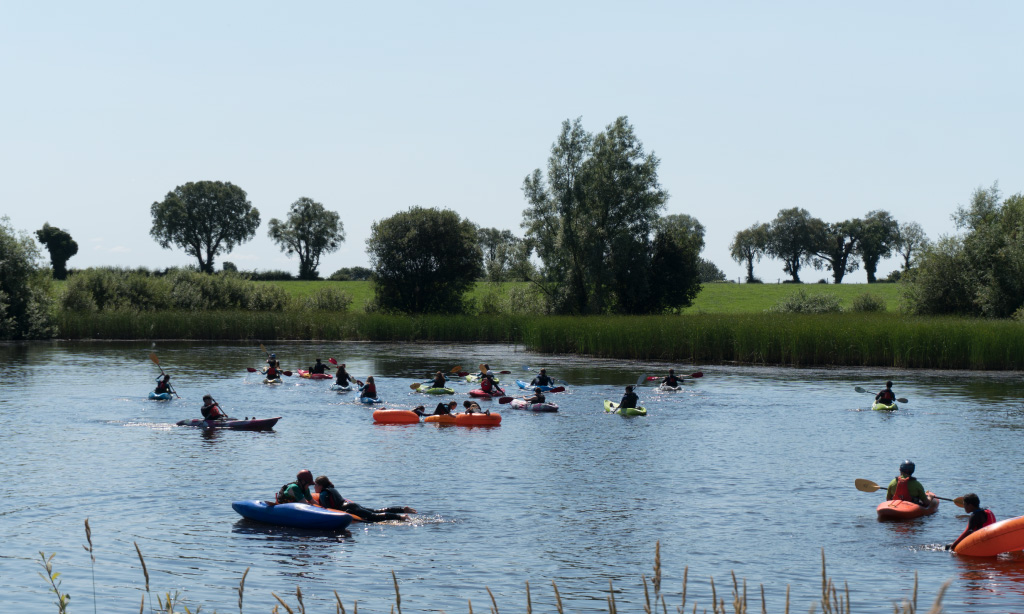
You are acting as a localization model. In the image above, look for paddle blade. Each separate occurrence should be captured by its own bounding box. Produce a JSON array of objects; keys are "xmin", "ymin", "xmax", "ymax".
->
[
  {"xmin": 645, "ymin": 376, "xmax": 660, "ymax": 381},
  {"xmin": 246, "ymin": 367, "xmax": 258, "ymax": 373},
  {"xmin": 149, "ymin": 353, "xmax": 160, "ymax": 365},
  {"xmin": 549, "ymin": 386, "xmax": 565, "ymax": 393},
  {"xmin": 282, "ymin": 371, "xmax": 293, "ymax": 377},
  {"xmin": 498, "ymin": 397, "xmax": 513, "ymax": 404},
  {"xmin": 854, "ymin": 478, "xmax": 883, "ymax": 493},
  {"xmin": 410, "ymin": 383, "xmax": 421, "ymax": 390},
  {"xmin": 854, "ymin": 386, "xmax": 868, "ymax": 394},
  {"xmin": 896, "ymin": 397, "xmax": 909, "ymax": 404},
  {"xmin": 954, "ymin": 497, "xmax": 965, "ymax": 508},
  {"xmin": 457, "ymin": 371, "xmax": 469, "ymax": 377},
  {"xmin": 636, "ymin": 374, "xmax": 647, "ymax": 387},
  {"xmin": 328, "ymin": 358, "xmax": 338, "ymax": 365},
  {"xmin": 449, "ymin": 365, "xmax": 463, "ymax": 373},
  {"xmin": 499, "ymin": 370, "xmax": 511, "ymax": 374},
  {"xmin": 260, "ymin": 343, "xmax": 268, "ymax": 354},
  {"xmin": 690, "ymin": 372, "xmax": 703, "ymax": 378}
]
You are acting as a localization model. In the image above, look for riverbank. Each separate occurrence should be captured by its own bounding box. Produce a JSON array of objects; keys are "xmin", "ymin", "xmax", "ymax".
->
[{"xmin": 54, "ymin": 311, "xmax": 1024, "ymax": 370}]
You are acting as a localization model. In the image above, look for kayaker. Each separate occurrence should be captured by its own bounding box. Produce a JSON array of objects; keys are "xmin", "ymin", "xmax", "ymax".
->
[
  {"xmin": 360, "ymin": 376, "xmax": 378, "ymax": 399},
  {"xmin": 313, "ymin": 475, "xmax": 416, "ymax": 522},
  {"xmin": 619, "ymin": 385, "xmax": 639, "ymax": 409},
  {"xmin": 886, "ymin": 460, "xmax": 930, "ymax": 506},
  {"xmin": 430, "ymin": 371, "xmax": 447, "ymax": 389},
  {"xmin": 276, "ymin": 469, "xmax": 315, "ymax": 505},
  {"xmin": 265, "ymin": 353, "xmax": 278, "ymax": 370},
  {"xmin": 481, "ymin": 372, "xmax": 504, "ymax": 396},
  {"xmin": 464, "ymin": 399, "xmax": 490, "ymax": 415},
  {"xmin": 662, "ymin": 369, "xmax": 680, "ymax": 387},
  {"xmin": 432, "ymin": 401, "xmax": 457, "ymax": 415},
  {"xmin": 336, "ymin": 364, "xmax": 359, "ymax": 387},
  {"xmin": 524, "ymin": 390, "xmax": 546, "ymax": 404},
  {"xmin": 875, "ymin": 381, "xmax": 897, "ymax": 404},
  {"xmin": 155, "ymin": 374, "xmax": 173, "ymax": 395},
  {"xmin": 309, "ymin": 358, "xmax": 331, "ymax": 375},
  {"xmin": 530, "ymin": 369, "xmax": 555, "ymax": 387},
  {"xmin": 200, "ymin": 395, "xmax": 226, "ymax": 421},
  {"xmin": 946, "ymin": 493, "xmax": 997, "ymax": 551}
]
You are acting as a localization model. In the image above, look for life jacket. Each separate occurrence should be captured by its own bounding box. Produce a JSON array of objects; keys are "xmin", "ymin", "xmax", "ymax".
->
[
  {"xmin": 318, "ymin": 487, "xmax": 345, "ymax": 510},
  {"xmin": 266, "ymin": 367, "xmax": 280, "ymax": 379},
  {"xmin": 201, "ymin": 403, "xmax": 222, "ymax": 420},
  {"xmin": 432, "ymin": 377, "xmax": 446, "ymax": 389},
  {"xmin": 362, "ymin": 383, "xmax": 376, "ymax": 398},
  {"xmin": 665, "ymin": 376, "xmax": 678, "ymax": 386},
  {"xmin": 621, "ymin": 392, "xmax": 639, "ymax": 409},
  {"xmin": 892, "ymin": 476, "xmax": 916, "ymax": 501},
  {"xmin": 955, "ymin": 508, "xmax": 997, "ymax": 544},
  {"xmin": 156, "ymin": 381, "xmax": 169, "ymax": 393},
  {"xmin": 480, "ymin": 378, "xmax": 492, "ymax": 392},
  {"xmin": 878, "ymin": 389, "xmax": 896, "ymax": 403}
]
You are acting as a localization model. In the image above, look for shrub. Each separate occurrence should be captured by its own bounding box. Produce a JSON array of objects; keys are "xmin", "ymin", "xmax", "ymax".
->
[
  {"xmin": 768, "ymin": 289, "xmax": 843, "ymax": 314},
  {"xmin": 303, "ymin": 287, "xmax": 353, "ymax": 311},
  {"xmin": 222, "ymin": 261, "xmax": 238, "ymax": 272},
  {"xmin": 246, "ymin": 270, "xmax": 294, "ymax": 281},
  {"xmin": 850, "ymin": 292, "xmax": 886, "ymax": 313}
]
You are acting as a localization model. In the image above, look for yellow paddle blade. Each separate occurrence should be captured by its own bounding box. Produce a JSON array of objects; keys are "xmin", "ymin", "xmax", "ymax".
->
[
  {"xmin": 410, "ymin": 383, "xmax": 421, "ymax": 390},
  {"xmin": 854, "ymin": 478, "xmax": 882, "ymax": 493},
  {"xmin": 954, "ymin": 497, "xmax": 965, "ymax": 508},
  {"xmin": 449, "ymin": 365, "xmax": 463, "ymax": 373},
  {"xmin": 260, "ymin": 343, "xmax": 268, "ymax": 354},
  {"xmin": 149, "ymin": 353, "xmax": 160, "ymax": 364}
]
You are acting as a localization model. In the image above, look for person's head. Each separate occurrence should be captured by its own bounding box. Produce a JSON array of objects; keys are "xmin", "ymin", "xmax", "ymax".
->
[
  {"xmin": 448, "ymin": 401, "xmax": 458, "ymax": 409},
  {"xmin": 899, "ymin": 460, "xmax": 915, "ymax": 477},
  {"xmin": 297, "ymin": 469, "xmax": 314, "ymax": 487},
  {"xmin": 339, "ymin": 363, "xmax": 346, "ymax": 370},
  {"xmin": 367, "ymin": 376, "xmax": 374, "ymax": 383},
  {"xmin": 483, "ymin": 363, "xmax": 490, "ymax": 370},
  {"xmin": 315, "ymin": 358, "xmax": 322, "ymax": 364},
  {"xmin": 668, "ymin": 369, "xmax": 675, "ymax": 375},
  {"xmin": 314, "ymin": 475, "xmax": 333, "ymax": 491},
  {"xmin": 540, "ymin": 368, "xmax": 546, "ymax": 374},
  {"xmin": 162, "ymin": 374, "xmax": 170, "ymax": 382},
  {"xmin": 436, "ymin": 371, "xmax": 443, "ymax": 377},
  {"xmin": 886, "ymin": 380, "xmax": 893, "ymax": 388},
  {"xmin": 962, "ymin": 493, "xmax": 980, "ymax": 510},
  {"xmin": 626, "ymin": 385, "xmax": 634, "ymax": 393},
  {"xmin": 463, "ymin": 400, "xmax": 472, "ymax": 408},
  {"xmin": 202, "ymin": 394, "xmax": 213, "ymax": 404},
  {"xmin": 270, "ymin": 353, "xmax": 276, "ymax": 359}
]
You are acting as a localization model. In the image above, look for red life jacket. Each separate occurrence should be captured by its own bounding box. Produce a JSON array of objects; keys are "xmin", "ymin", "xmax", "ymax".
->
[
  {"xmin": 481, "ymin": 378, "xmax": 492, "ymax": 392},
  {"xmin": 878, "ymin": 389, "xmax": 896, "ymax": 403},
  {"xmin": 955, "ymin": 509, "xmax": 997, "ymax": 544},
  {"xmin": 892, "ymin": 476, "xmax": 913, "ymax": 501},
  {"xmin": 266, "ymin": 367, "xmax": 279, "ymax": 379}
]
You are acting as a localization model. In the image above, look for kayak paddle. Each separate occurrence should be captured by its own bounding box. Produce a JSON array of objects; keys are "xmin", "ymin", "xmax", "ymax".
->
[
  {"xmin": 246, "ymin": 366, "xmax": 293, "ymax": 377},
  {"xmin": 854, "ymin": 478, "xmax": 963, "ymax": 507},
  {"xmin": 854, "ymin": 386, "xmax": 908, "ymax": 404},
  {"xmin": 149, "ymin": 353, "xmax": 180, "ymax": 398},
  {"xmin": 449, "ymin": 365, "xmax": 463, "ymax": 373}
]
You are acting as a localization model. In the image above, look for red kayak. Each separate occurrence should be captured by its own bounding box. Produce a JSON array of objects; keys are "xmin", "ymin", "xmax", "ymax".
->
[
  {"xmin": 297, "ymin": 370, "xmax": 333, "ymax": 380},
  {"xmin": 876, "ymin": 492, "xmax": 939, "ymax": 520},
  {"xmin": 176, "ymin": 417, "xmax": 280, "ymax": 431},
  {"xmin": 468, "ymin": 389, "xmax": 504, "ymax": 398}
]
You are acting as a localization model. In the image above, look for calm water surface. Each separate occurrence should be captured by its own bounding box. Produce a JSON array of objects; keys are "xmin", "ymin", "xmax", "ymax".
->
[{"xmin": 1, "ymin": 341, "xmax": 1023, "ymax": 613}]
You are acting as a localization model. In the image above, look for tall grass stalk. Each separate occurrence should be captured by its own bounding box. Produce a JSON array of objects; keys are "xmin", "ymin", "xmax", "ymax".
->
[{"xmin": 84, "ymin": 518, "xmax": 96, "ymax": 614}]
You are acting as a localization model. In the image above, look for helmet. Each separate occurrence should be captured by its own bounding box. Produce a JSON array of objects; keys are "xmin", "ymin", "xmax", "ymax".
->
[
  {"xmin": 899, "ymin": 460, "xmax": 915, "ymax": 476},
  {"xmin": 297, "ymin": 469, "xmax": 313, "ymax": 485},
  {"xmin": 270, "ymin": 353, "xmax": 277, "ymax": 358}
]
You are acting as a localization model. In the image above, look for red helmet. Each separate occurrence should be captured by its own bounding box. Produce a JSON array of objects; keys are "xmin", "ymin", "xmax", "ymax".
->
[{"xmin": 297, "ymin": 469, "xmax": 313, "ymax": 485}]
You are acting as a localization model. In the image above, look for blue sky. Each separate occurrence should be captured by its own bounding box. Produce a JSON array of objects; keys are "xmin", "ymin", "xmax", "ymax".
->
[{"xmin": 2, "ymin": 1, "xmax": 1021, "ymax": 282}]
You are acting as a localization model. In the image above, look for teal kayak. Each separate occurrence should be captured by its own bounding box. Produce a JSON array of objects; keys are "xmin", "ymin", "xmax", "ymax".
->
[
  {"xmin": 872, "ymin": 402, "xmax": 898, "ymax": 411},
  {"xmin": 604, "ymin": 400, "xmax": 647, "ymax": 416}
]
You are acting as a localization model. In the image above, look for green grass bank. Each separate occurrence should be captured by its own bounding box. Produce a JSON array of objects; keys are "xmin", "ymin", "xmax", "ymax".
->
[{"xmin": 55, "ymin": 311, "xmax": 1024, "ymax": 370}]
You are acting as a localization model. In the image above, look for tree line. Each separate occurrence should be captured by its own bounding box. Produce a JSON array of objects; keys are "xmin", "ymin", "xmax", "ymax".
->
[{"xmin": 729, "ymin": 209, "xmax": 930, "ymax": 284}]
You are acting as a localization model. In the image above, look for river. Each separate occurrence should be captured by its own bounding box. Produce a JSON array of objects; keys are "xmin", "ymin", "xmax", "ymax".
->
[{"xmin": 1, "ymin": 341, "xmax": 1022, "ymax": 613}]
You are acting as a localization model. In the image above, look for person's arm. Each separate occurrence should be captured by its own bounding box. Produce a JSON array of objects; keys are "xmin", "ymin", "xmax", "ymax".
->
[
  {"xmin": 885, "ymin": 480, "xmax": 896, "ymax": 500},
  {"xmin": 949, "ymin": 512, "xmax": 987, "ymax": 549}
]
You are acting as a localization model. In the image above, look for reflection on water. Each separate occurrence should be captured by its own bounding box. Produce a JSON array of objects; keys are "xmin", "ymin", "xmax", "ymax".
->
[{"xmin": 1, "ymin": 341, "xmax": 1023, "ymax": 613}]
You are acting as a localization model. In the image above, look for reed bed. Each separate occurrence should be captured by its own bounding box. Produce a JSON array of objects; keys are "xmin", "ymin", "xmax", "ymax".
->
[
  {"xmin": 55, "ymin": 311, "xmax": 1024, "ymax": 370},
  {"xmin": 39, "ymin": 526, "xmax": 947, "ymax": 614}
]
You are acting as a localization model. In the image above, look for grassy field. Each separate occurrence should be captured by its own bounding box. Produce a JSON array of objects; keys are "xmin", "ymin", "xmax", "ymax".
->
[{"xmin": 251, "ymin": 280, "xmax": 904, "ymax": 314}]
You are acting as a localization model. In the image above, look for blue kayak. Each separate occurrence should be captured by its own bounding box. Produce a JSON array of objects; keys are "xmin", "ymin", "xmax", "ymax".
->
[
  {"xmin": 516, "ymin": 379, "xmax": 554, "ymax": 392},
  {"xmin": 360, "ymin": 397, "xmax": 383, "ymax": 404},
  {"xmin": 148, "ymin": 391, "xmax": 173, "ymax": 400},
  {"xmin": 232, "ymin": 500, "xmax": 353, "ymax": 530}
]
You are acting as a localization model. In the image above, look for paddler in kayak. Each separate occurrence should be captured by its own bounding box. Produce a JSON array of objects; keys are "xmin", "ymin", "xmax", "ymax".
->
[
  {"xmin": 480, "ymin": 371, "xmax": 505, "ymax": 396},
  {"xmin": 200, "ymin": 395, "xmax": 226, "ymax": 421},
  {"xmin": 309, "ymin": 358, "xmax": 331, "ymax": 375},
  {"xmin": 529, "ymin": 368, "xmax": 555, "ymax": 388},
  {"xmin": 359, "ymin": 376, "xmax": 378, "ymax": 399},
  {"xmin": 154, "ymin": 374, "xmax": 174, "ymax": 395},
  {"xmin": 523, "ymin": 389, "xmax": 546, "ymax": 405},
  {"xmin": 662, "ymin": 369, "xmax": 681, "ymax": 387},
  {"xmin": 275, "ymin": 469, "xmax": 315, "ymax": 505},
  {"xmin": 886, "ymin": 460, "xmax": 932, "ymax": 506},
  {"xmin": 619, "ymin": 385, "xmax": 639, "ymax": 409},
  {"xmin": 314, "ymin": 475, "xmax": 416, "ymax": 522},
  {"xmin": 430, "ymin": 371, "xmax": 447, "ymax": 389},
  {"xmin": 946, "ymin": 493, "xmax": 998, "ymax": 550},
  {"xmin": 875, "ymin": 381, "xmax": 897, "ymax": 405},
  {"xmin": 335, "ymin": 363, "xmax": 360, "ymax": 387},
  {"xmin": 463, "ymin": 399, "xmax": 490, "ymax": 415}
]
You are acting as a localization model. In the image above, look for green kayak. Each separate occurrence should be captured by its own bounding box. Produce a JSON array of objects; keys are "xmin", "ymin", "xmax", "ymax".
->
[
  {"xmin": 418, "ymin": 386, "xmax": 455, "ymax": 395},
  {"xmin": 872, "ymin": 402, "xmax": 898, "ymax": 411},
  {"xmin": 604, "ymin": 400, "xmax": 647, "ymax": 416}
]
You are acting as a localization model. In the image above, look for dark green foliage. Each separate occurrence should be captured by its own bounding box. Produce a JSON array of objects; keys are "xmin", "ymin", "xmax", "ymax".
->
[
  {"xmin": 245, "ymin": 270, "xmax": 294, "ymax": 281},
  {"xmin": 766, "ymin": 208, "xmax": 822, "ymax": 283},
  {"xmin": 730, "ymin": 223, "xmax": 770, "ymax": 283},
  {"xmin": 697, "ymin": 259, "xmax": 727, "ymax": 283},
  {"xmin": 0, "ymin": 217, "xmax": 54, "ymax": 339},
  {"xmin": 856, "ymin": 210, "xmax": 898, "ymax": 283},
  {"xmin": 222, "ymin": 261, "xmax": 238, "ymax": 272},
  {"xmin": 850, "ymin": 292, "xmax": 887, "ymax": 312},
  {"xmin": 303, "ymin": 287, "xmax": 353, "ymax": 311},
  {"xmin": 366, "ymin": 207, "xmax": 482, "ymax": 313},
  {"xmin": 150, "ymin": 180, "xmax": 260, "ymax": 273},
  {"xmin": 267, "ymin": 197, "xmax": 345, "ymax": 280},
  {"xmin": 812, "ymin": 219, "xmax": 862, "ymax": 284},
  {"xmin": 768, "ymin": 289, "xmax": 843, "ymax": 314},
  {"xmin": 477, "ymin": 227, "xmax": 533, "ymax": 282},
  {"xmin": 894, "ymin": 221, "xmax": 929, "ymax": 271},
  {"xmin": 35, "ymin": 222, "xmax": 78, "ymax": 280},
  {"xmin": 329, "ymin": 266, "xmax": 372, "ymax": 281},
  {"xmin": 523, "ymin": 117, "xmax": 699, "ymax": 314},
  {"xmin": 906, "ymin": 184, "xmax": 1024, "ymax": 317}
]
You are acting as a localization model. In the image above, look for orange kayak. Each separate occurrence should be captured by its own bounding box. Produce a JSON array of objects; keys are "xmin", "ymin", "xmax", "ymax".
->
[
  {"xmin": 955, "ymin": 515, "xmax": 1024, "ymax": 557},
  {"xmin": 876, "ymin": 492, "xmax": 939, "ymax": 520}
]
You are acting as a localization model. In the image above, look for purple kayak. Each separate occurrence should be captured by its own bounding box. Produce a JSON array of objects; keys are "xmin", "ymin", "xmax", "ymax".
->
[{"xmin": 176, "ymin": 417, "xmax": 280, "ymax": 431}]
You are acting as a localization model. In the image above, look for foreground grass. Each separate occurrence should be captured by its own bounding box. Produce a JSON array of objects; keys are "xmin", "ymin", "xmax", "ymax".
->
[
  {"xmin": 41, "ymin": 527, "xmax": 946, "ymax": 614},
  {"xmin": 55, "ymin": 311, "xmax": 1024, "ymax": 370}
]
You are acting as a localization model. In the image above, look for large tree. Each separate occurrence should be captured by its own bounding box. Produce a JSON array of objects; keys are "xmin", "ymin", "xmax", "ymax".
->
[
  {"xmin": 268, "ymin": 197, "xmax": 345, "ymax": 280},
  {"xmin": 150, "ymin": 181, "xmax": 260, "ymax": 273},
  {"xmin": 811, "ymin": 219, "xmax": 862, "ymax": 284},
  {"xmin": 856, "ymin": 210, "xmax": 898, "ymax": 283},
  {"xmin": 35, "ymin": 222, "xmax": 78, "ymax": 280},
  {"xmin": 894, "ymin": 221, "xmax": 930, "ymax": 271},
  {"xmin": 730, "ymin": 223, "xmax": 770, "ymax": 282},
  {"xmin": 366, "ymin": 207, "xmax": 482, "ymax": 313},
  {"xmin": 477, "ymin": 227, "xmax": 532, "ymax": 282},
  {"xmin": 522, "ymin": 117, "xmax": 694, "ymax": 314},
  {"xmin": 766, "ymin": 208, "xmax": 822, "ymax": 283},
  {"xmin": 0, "ymin": 217, "xmax": 53, "ymax": 339}
]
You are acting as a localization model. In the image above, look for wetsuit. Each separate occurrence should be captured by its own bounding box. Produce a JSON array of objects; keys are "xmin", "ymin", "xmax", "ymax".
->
[
  {"xmin": 318, "ymin": 487, "xmax": 406, "ymax": 522},
  {"xmin": 619, "ymin": 391, "xmax": 639, "ymax": 409},
  {"xmin": 278, "ymin": 482, "xmax": 313, "ymax": 504},
  {"xmin": 310, "ymin": 362, "xmax": 328, "ymax": 375},
  {"xmin": 433, "ymin": 402, "xmax": 452, "ymax": 415},
  {"xmin": 431, "ymin": 375, "xmax": 447, "ymax": 389},
  {"xmin": 530, "ymin": 374, "xmax": 554, "ymax": 387},
  {"xmin": 336, "ymin": 370, "xmax": 354, "ymax": 386},
  {"xmin": 886, "ymin": 476, "xmax": 928, "ymax": 505},
  {"xmin": 953, "ymin": 508, "xmax": 997, "ymax": 548}
]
